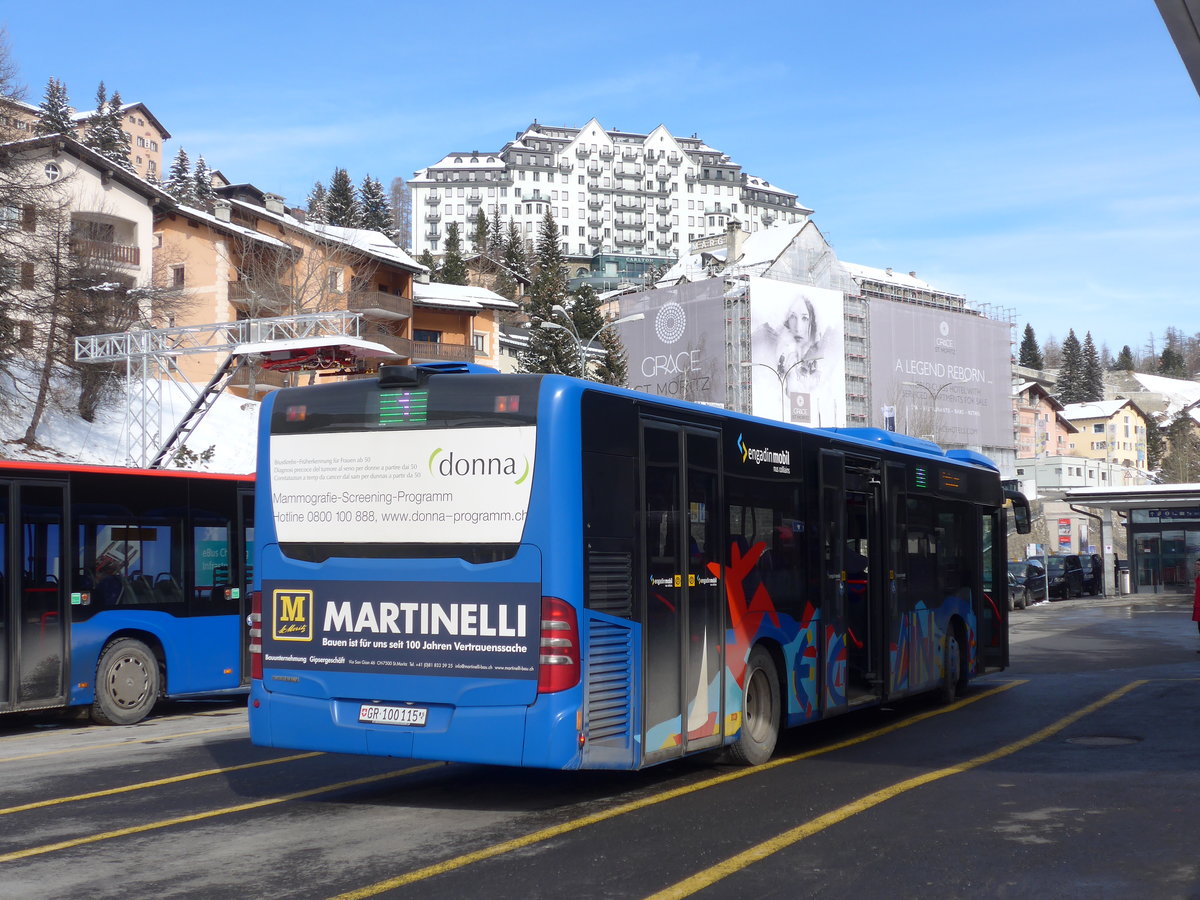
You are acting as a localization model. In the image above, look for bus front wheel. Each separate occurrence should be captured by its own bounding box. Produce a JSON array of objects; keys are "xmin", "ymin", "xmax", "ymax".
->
[
  {"xmin": 92, "ymin": 638, "xmax": 160, "ymax": 725},
  {"xmin": 730, "ymin": 646, "xmax": 780, "ymax": 766}
]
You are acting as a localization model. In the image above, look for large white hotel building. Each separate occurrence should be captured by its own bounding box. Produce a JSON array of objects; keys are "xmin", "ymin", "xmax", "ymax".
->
[{"xmin": 408, "ymin": 118, "xmax": 812, "ymax": 288}]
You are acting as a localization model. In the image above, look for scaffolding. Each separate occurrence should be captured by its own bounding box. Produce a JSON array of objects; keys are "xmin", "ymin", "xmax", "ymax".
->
[{"xmin": 74, "ymin": 311, "xmax": 389, "ymax": 468}]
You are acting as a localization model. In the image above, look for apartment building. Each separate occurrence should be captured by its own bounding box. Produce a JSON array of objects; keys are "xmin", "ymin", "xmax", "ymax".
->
[
  {"xmin": 1, "ymin": 135, "xmax": 168, "ymax": 330},
  {"xmin": 409, "ymin": 118, "xmax": 812, "ymax": 288},
  {"xmin": 1, "ymin": 96, "xmax": 168, "ymax": 182},
  {"xmin": 1061, "ymin": 399, "xmax": 1151, "ymax": 472},
  {"xmin": 1012, "ymin": 380, "xmax": 1077, "ymax": 459}
]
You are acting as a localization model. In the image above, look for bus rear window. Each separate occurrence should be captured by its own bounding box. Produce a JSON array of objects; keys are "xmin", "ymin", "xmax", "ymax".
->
[
  {"xmin": 270, "ymin": 375, "xmax": 540, "ymax": 435},
  {"xmin": 267, "ymin": 374, "xmax": 539, "ymax": 556}
]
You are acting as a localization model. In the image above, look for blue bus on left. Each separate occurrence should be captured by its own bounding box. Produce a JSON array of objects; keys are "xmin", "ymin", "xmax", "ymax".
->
[{"xmin": 0, "ymin": 460, "xmax": 254, "ymax": 724}]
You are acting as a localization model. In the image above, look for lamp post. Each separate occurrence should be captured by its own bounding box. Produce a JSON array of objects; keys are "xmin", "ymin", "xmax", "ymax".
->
[
  {"xmin": 533, "ymin": 304, "xmax": 644, "ymax": 378},
  {"xmin": 741, "ymin": 359, "xmax": 819, "ymax": 422},
  {"xmin": 902, "ymin": 380, "xmax": 954, "ymax": 440}
]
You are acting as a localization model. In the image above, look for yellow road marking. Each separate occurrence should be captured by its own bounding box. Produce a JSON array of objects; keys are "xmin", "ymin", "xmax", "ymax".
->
[
  {"xmin": 329, "ymin": 680, "xmax": 1026, "ymax": 899},
  {"xmin": 0, "ymin": 752, "xmax": 322, "ymax": 816},
  {"xmin": 648, "ymin": 679, "xmax": 1146, "ymax": 899},
  {"xmin": 0, "ymin": 724, "xmax": 245, "ymax": 764},
  {"xmin": 0, "ymin": 763, "xmax": 445, "ymax": 863}
]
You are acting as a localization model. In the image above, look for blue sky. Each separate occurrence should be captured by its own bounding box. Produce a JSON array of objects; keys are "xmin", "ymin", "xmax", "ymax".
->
[{"xmin": 4, "ymin": 1, "xmax": 1198, "ymax": 358}]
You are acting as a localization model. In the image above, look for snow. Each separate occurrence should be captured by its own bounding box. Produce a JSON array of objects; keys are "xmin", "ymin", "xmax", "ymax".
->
[{"xmin": 0, "ymin": 371, "xmax": 258, "ymax": 474}]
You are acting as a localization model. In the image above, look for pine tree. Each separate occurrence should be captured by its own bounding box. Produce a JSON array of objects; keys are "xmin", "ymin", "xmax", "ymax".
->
[
  {"xmin": 80, "ymin": 81, "xmax": 108, "ymax": 152},
  {"xmin": 1018, "ymin": 323, "xmax": 1044, "ymax": 370},
  {"xmin": 502, "ymin": 219, "xmax": 530, "ymax": 282},
  {"xmin": 416, "ymin": 249, "xmax": 438, "ymax": 280},
  {"xmin": 1082, "ymin": 332, "xmax": 1103, "ymax": 401},
  {"xmin": 519, "ymin": 211, "xmax": 577, "ymax": 376},
  {"xmin": 1159, "ymin": 410, "xmax": 1200, "ymax": 482},
  {"xmin": 34, "ymin": 77, "xmax": 74, "ymax": 136},
  {"xmin": 164, "ymin": 147, "xmax": 196, "ymax": 205},
  {"xmin": 487, "ymin": 208, "xmax": 504, "ymax": 254},
  {"xmin": 1112, "ymin": 345, "xmax": 1135, "ymax": 371},
  {"xmin": 1055, "ymin": 329, "xmax": 1085, "ymax": 404},
  {"xmin": 359, "ymin": 175, "xmax": 395, "ymax": 239},
  {"xmin": 1158, "ymin": 345, "xmax": 1186, "ymax": 378},
  {"xmin": 440, "ymin": 222, "xmax": 469, "ymax": 285},
  {"xmin": 192, "ymin": 155, "xmax": 215, "ymax": 209},
  {"xmin": 104, "ymin": 90, "xmax": 134, "ymax": 171},
  {"xmin": 572, "ymin": 284, "xmax": 629, "ymax": 385},
  {"xmin": 325, "ymin": 168, "xmax": 360, "ymax": 227},
  {"xmin": 306, "ymin": 182, "xmax": 328, "ymax": 224},
  {"xmin": 470, "ymin": 208, "xmax": 489, "ymax": 253}
]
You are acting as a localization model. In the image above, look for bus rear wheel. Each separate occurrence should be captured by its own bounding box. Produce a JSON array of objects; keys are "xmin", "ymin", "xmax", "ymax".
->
[
  {"xmin": 92, "ymin": 638, "xmax": 160, "ymax": 725},
  {"xmin": 730, "ymin": 646, "xmax": 780, "ymax": 766},
  {"xmin": 936, "ymin": 629, "xmax": 964, "ymax": 704}
]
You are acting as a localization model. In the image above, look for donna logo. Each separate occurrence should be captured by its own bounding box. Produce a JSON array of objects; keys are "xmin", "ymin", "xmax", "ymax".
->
[
  {"xmin": 655, "ymin": 302, "xmax": 687, "ymax": 344},
  {"xmin": 428, "ymin": 447, "xmax": 530, "ymax": 484}
]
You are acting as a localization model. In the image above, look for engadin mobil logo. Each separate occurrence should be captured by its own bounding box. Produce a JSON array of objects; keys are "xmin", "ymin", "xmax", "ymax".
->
[
  {"xmin": 273, "ymin": 589, "xmax": 313, "ymax": 642},
  {"xmin": 428, "ymin": 446, "xmax": 531, "ymax": 484},
  {"xmin": 736, "ymin": 432, "xmax": 791, "ymax": 473}
]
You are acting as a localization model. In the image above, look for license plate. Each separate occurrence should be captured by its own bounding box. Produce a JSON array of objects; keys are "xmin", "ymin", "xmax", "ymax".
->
[{"xmin": 358, "ymin": 703, "xmax": 427, "ymax": 726}]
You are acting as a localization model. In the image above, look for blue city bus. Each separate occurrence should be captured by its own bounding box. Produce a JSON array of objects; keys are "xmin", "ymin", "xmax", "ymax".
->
[
  {"xmin": 249, "ymin": 364, "xmax": 1029, "ymax": 769},
  {"xmin": 0, "ymin": 460, "xmax": 254, "ymax": 725}
]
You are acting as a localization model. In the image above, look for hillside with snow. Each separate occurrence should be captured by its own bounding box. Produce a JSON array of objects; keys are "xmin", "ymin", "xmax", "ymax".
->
[{"xmin": 0, "ymin": 374, "xmax": 258, "ymax": 474}]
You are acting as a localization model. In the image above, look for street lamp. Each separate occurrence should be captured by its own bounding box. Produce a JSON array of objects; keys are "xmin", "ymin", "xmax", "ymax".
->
[
  {"xmin": 902, "ymin": 380, "xmax": 953, "ymax": 439},
  {"xmin": 741, "ymin": 359, "xmax": 820, "ymax": 422},
  {"xmin": 532, "ymin": 304, "xmax": 644, "ymax": 378}
]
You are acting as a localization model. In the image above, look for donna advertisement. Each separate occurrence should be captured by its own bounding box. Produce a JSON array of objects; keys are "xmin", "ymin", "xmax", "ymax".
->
[
  {"xmin": 867, "ymin": 301, "xmax": 1011, "ymax": 448},
  {"xmin": 268, "ymin": 427, "xmax": 535, "ymax": 544},
  {"xmin": 748, "ymin": 279, "xmax": 846, "ymax": 426},
  {"xmin": 617, "ymin": 279, "xmax": 727, "ymax": 405},
  {"xmin": 261, "ymin": 578, "xmax": 539, "ymax": 678}
]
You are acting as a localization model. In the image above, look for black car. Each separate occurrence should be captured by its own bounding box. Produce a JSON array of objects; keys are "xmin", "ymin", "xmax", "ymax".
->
[
  {"xmin": 1034, "ymin": 554, "xmax": 1085, "ymax": 600},
  {"xmin": 1081, "ymin": 554, "xmax": 1104, "ymax": 596},
  {"xmin": 1005, "ymin": 569, "xmax": 1029, "ymax": 610},
  {"xmin": 1009, "ymin": 560, "xmax": 1047, "ymax": 604}
]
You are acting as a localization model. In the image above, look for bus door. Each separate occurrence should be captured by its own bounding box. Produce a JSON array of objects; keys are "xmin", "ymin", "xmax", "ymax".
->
[
  {"xmin": 238, "ymin": 487, "xmax": 255, "ymax": 685},
  {"xmin": 0, "ymin": 480, "xmax": 68, "ymax": 714},
  {"xmin": 640, "ymin": 421, "xmax": 724, "ymax": 765},
  {"xmin": 979, "ymin": 510, "xmax": 1008, "ymax": 671},
  {"xmin": 819, "ymin": 451, "xmax": 885, "ymax": 712}
]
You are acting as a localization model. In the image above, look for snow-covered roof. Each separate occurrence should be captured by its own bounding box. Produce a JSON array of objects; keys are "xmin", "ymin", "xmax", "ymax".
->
[
  {"xmin": 0, "ymin": 134, "xmax": 173, "ymax": 204},
  {"xmin": 310, "ymin": 223, "xmax": 424, "ymax": 271},
  {"xmin": 175, "ymin": 203, "xmax": 290, "ymax": 250},
  {"xmin": 841, "ymin": 262, "xmax": 937, "ymax": 291},
  {"xmin": 1060, "ymin": 400, "xmax": 1138, "ymax": 421},
  {"xmin": 413, "ymin": 281, "xmax": 518, "ymax": 310},
  {"xmin": 224, "ymin": 198, "xmax": 425, "ymax": 274}
]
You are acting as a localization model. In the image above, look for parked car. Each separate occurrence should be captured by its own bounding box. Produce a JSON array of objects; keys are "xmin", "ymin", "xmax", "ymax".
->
[
  {"xmin": 1006, "ymin": 569, "xmax": 1029, "ymax": 610},
  {"xmin": 1008, "ymin": 560, "xmax": 1047, "ymax": 604},
  {"xmin": 1081, "ymin": 553, "xmax": 1104, "ymax": 596},
  {"xmin": 1034, "ymin": 554, "xmax": 1085, "ymax": 600}
]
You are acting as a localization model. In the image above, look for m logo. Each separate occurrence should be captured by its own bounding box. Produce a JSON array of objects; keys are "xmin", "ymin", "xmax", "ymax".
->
[{"xmin": 273, "ymin": 590, "xmax": 313, "ymax": 642}]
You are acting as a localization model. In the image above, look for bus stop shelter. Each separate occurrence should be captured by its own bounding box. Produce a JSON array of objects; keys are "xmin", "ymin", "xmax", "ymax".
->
[{"xmin": 1063, "ymin": 483, "xmax": 1200, "ymax": 596}]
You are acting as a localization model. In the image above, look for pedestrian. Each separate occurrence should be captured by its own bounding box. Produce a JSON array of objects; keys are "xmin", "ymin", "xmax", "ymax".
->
[{"xmin": 1193, "ymin": 559, "xmax": 1200, "ymax": 652}]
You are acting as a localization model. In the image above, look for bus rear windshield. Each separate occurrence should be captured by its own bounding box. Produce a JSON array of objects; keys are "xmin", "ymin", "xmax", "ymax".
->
[{"xmin": 268, "ymin": 375, "xmax": 540, "ymax": 561}]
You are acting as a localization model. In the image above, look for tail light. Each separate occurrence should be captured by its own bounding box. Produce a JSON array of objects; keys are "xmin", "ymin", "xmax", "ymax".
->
[
  {"xmin": 249, "ymin": 590, "xmax": 263, "ymax": 680},
  {"xmin": 537, "ymin": 596, "xmax": 580, "ymax": 693}
]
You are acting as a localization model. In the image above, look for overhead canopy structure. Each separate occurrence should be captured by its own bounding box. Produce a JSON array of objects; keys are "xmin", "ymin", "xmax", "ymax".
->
[
  {"xmin": 75, "ymin": 311, "xmax": 397, "ymax": 468},
  {"xmin": 1063, "ymin": 483, "xmax": 1200, "ymax": 511}
]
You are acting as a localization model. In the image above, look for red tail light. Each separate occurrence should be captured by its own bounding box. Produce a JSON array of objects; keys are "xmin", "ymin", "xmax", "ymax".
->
[
  {"xmin": 537, "ymin": 596, "xmax": 580, "ymax": 693},
  {"xmin": 249, "ymin": 590, "xmax": 263, "ymax": 680}
]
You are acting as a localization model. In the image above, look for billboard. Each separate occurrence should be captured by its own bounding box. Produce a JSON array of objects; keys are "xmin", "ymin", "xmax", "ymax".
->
[
  {"xmin": 748, "ymin": 278, "xmax": 846, "ymax": 426},
  {"xmin": 617, "ymin": 279, "xmax": 727, "ymax": 405},
  {"xmin": 868, "ymin": 300, "xmax": 1011, "ymax": 449}
]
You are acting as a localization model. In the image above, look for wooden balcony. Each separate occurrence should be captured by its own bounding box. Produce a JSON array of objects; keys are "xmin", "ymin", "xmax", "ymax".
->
[
  {"xmin": 347, "ymin": 290, "xmax": 413, "ymax": 319},
  {"xmin": 72, "ymin": 237, "xmax": 140, "ymax": 268},
  {"xmin": 412, "ymin": 340, "xmax": 474, "ymax": 363}
]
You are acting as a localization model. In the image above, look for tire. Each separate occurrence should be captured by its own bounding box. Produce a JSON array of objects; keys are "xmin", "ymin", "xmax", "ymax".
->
[
  {"xmin": 730, "ymin": 645, "xmax": 780, "ymax": 766},
  {"xmin": 936, "ymin": 628, "xmax": 964, "ymax": 704},
  {"xmin": 92, "ymin": 638, "xmax": 160, "ymax": 725}
]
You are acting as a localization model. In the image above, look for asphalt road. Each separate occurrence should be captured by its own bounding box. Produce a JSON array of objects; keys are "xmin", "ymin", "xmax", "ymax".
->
[{"xmin": 0, "ymin": 591, "xmax": 1196, "ymax": 899}]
